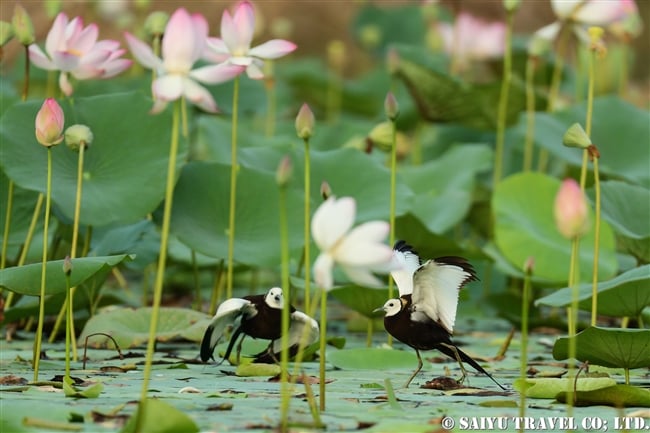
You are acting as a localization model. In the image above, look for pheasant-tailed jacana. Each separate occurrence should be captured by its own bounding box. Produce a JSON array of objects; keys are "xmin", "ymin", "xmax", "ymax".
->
[
  {"xmin": 200, "ymin": 287, "xmax": 318, "ymax": 364},
  {"xmin": 375, "ymin": 241, "xmax": 505, "ymax": 389}
]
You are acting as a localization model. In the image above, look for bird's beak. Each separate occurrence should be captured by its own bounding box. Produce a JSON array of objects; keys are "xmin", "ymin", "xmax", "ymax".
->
[
  {"xmin": 372, "ymin": 306, "xmax": 386, "ymax": 315},
  {"xmin": 274, "ymin": 296, "xmax": 281, "ymax": 302}
]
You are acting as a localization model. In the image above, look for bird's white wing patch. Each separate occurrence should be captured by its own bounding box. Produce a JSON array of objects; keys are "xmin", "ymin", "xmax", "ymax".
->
[
  {"xmin": 389, "ymin": 247, "xmax": 421, "ymax": 296},
  {"xmin": 270, "ymin": 310, "xmax": 319, "ymax": 353},
  {"xmin": 410, "ymin": 260, "xmax": 471, "ymax": 333},
  {"xmin": 207, "ymin": 298, "xmax": 251, "ymax": 349}
]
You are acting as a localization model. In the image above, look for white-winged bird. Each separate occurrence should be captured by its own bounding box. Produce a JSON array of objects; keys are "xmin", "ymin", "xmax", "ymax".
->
[
  {"xmin": 200, "ymin": 287, "xmax": 318, "ymax": 364},
  {"xmin": 375, "ymin": 241, "xmax": 504, "ymax": 389}
]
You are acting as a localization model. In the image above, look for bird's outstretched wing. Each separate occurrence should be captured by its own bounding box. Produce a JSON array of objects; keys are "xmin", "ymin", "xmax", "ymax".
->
[
  {"xmin": 254, "ymin": 311, "xmax": 319, "ymax": 363},
  {"xmin": 200, "ymin": 298, "xmax": 251, "ymax": 362},
  {"xmin": 410, "ymin": 256, "xmax": 478, "ymax": 334},
  {"xmin": 390, "ymin": 240, "xmax": 422, "ymax": 297}
]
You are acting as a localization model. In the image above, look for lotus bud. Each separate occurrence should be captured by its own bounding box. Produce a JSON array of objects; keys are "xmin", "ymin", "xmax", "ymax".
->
[
  {"xmin": 63, "ymin": 255, "xmax": 72, "ymax": 276},
  {"xmin": 366, "ymin": 121, "xmax": 394, "ymax": 152},
  {"xmin": 384, "ymin": 92, "xmax": 399, "ymax": 121},
  {"xmin": 65, "ymin": 124, "xmax": 93, "ymax": 151},
  {"xmin": 12, "ymin": 4, "xmax": 35, "ymax": 46},
  {"xmin": 554, "ymin": 179, "xmax": 590, "ymax": 239},
  {"xmin": 276, "ymin": 155, "xmax": 292, "ymax": 187},
  {"xmin": 0, "ymin": 21, "xmax": 14, "ymax": 47},
  {"xmin": 144, "ymin": 11, "xmax": 169, "ymax": 38},
  {"xmin": 563, "ymin": 123, "xmax": 592, "ymax": 149},
  {"xmin": 359, "ymin": 24, "xmax": 381, "ymax": 50},
  {"xmin": 35, "ymin": 98, "xmax": 64, "ymax": 147},
  {"xmin": 524, "ymin": 257, "xmax": 535, "ymax": 275},
  {"xmin": 503, "ymin": 0, "xmax": 521, "ymax": 12},
  {"xmin": 295, "ymin": 103, "xmax": 315, "ymax": 140},
  {"xmin": 320, "ymin": 181, "xmax": 332, "ymax": 201}
]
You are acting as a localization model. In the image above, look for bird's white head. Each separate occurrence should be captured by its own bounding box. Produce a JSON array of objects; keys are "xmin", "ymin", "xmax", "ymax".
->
[
  {"xmin": 265, "ymin": 287, "xmax": 284, "ymax": 309},
  {"xmin": 379, "ymin": 298, "xmax": 403, "ymax": 317}
]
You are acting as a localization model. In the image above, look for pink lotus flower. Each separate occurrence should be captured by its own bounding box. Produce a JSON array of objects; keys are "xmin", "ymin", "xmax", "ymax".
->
[
  {"xmin": 125, "ymin": 8, "xmax": 245, "ymax": 113},
  {"xmin": 554, "ymin": 178, "xmax": 590, "ymax": 239},
  {"xmin": 311, "ymin": 196, "xmax": 394, "ymax": 290},
  {"xmin": 204, "ymin": 1, "xmax": 296, "ymax": 79},
  {"xmin": 437, "ymin": 13, "xmax": 505, "ymax": 66},
  {"xmin": 35, "ymin": 98, "xmax": 64, "ymax": 147},
  {"xmin": 29, "ymin": 13, "xmax": 132, "ymax": 96}
]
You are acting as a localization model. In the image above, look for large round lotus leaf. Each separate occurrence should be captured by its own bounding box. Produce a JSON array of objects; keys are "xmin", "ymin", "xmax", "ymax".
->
[
  {"xmin": 553, "ymin": 326, "xmax": 650, "ymax": 370},
  {"xmin": 170, "ymin": 147, "xmax": 413, "ymax": 267},
  {"xmin": 592, "ymin": 181, "xmax": 650, "ymax": 239},
  {"xmin": 493, "ymin": 172, "xmax": 617, "ymax": 283},
  {"xmin": 506, "ymin": 96, "xmax": 650, "ymax": 188},
  {"xmin": 170, "ymin": 160, "xmax": 304, "ymax": 268},
  {"xmin": 0, "ymin": 92, "xmax": 182, "ymax": 226},
  {"xmin": 399, "ymin": 144, "xmax": 492, "ymax": 234},
  {"xmin": 535, "ymin": 265, "xmax": 650, "ymax": 318},
  {"xmin": 79, "ymin": 307, "xmax": 210, "ymax": 349},
  {"xmin": 0, "ymin": 254, "xmax": 133, "ymax": 296}
]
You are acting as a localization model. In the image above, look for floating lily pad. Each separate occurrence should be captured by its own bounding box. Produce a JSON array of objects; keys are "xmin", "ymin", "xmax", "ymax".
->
[
  {"xmin": 328, "ymin": 348, "xmax": 419, "ymax": 370},
  {"xmin": 556, "ymin": 385, "xmax": 650, "ymax": 407},
  {"xmin": 512, "ymin": 377, "xmax": 616, "ymax": 399},
  {"xmin": 553, "ymin": 326, "xmax": 650, "ymax": 370},
  {"xmin": 121, "ymin": 398, "xmax": 198, "ymax": 433},
  {"xmin": 79, "ymin": 307, "xmax": 210, "ymax": 349},
  {"xmin": 0, "ymin": 254, "xmax": 134, "ymax": 296},
  {"xmin": 536, "ymin": 265, "xmax": 650, "ymax": 318}
]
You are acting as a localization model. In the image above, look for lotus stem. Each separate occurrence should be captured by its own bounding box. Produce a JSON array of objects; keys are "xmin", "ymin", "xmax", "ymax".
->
[
  {"xmin": 1, "ymin": 180, "xmax": 14, "ymax": 270},
  {"xmin": 590, "ymin": 152, "xmax": 601, "ymax": 326},
  {"xmin": 34, "ymin": 148, "xmax": 54, "ymax": 381},
  {"xmin": 279, "ymin": 177, "xmax": 291, "ymax": 432},
  {"xmin": 264, "ymin": 60, "xmax": 276, "ymax": 138},
  {"xmin": 319, "ymin": 287, "xmax": 327, "ymax": 411},
  {"xmin": 136, "ymin": 99, "xmax": 181, "ymax": 432},
  {"xmin": 493, "ymin": 7, "xmax": 514, "ymax": 185},
  {"xmin": 303, "ymin": 138, "xmax": 312, "ymax": 310},
  {"xmin": 519, "ymin": 260, "xmax": 533, "ymax": 424},
  {"xmin": 523, "ymin": 55, "xmax": 536, "ymax": 172},
  {"xmin": 226, "ymin": 76, "xmax": 240, "ymax": 300}
]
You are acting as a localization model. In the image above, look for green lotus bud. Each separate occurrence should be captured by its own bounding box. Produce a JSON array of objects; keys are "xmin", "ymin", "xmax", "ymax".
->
[
  {"xmin": 503, "ymin": 0, "xmax": 521, "ymax": 12},
  {"xmin": 563, "ymin": 123, "xmax": 592, "ymax": 149},
  {"xmin": 295, "ymin": 103, "xmax": 315, "ymax": 140},
  {"xmin": 386, "ymin": 47, "xmax": 400, "ymax": 75},
  {"xmin": 276, "ymin": 155, "xmax": 292, "ymax": 187},
  {"xmin": 12, "ymin": 4, "xmax": 35, "ymax": 46},
  {"xmin": 65, "ymin": 124, "xmax": 93, "ymax": 151},
  {"xmin": 359, "ymin": 24, "xmax": 381, "ymax": 50},
  {"xmin": 327, "ymin": 40, "xmax": 345, "ymax": 70},
  {"xmin": 144, "ymin": 11, "xmax": 169, "ymax": 38},
  {"xmin": 44, "ymin": 0, "xmax": 61, "ymax": 19},
  {"xmin": 0, "ymin": 21, "xmax": 14, "ymax": 47},
  {"xmin": 384, "ymin": 92, "xmax": 399, "ymax": 121}
]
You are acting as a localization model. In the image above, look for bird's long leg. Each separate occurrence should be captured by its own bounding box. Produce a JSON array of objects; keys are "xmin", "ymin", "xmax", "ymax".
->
[
  {"xmin": 266, "ymin": 340, "xmax": 280, "ymax": 364},
  {"xmin": 235, "ymin": 334, "xmax": 247, "ymax": 365},
  {"xmin": 404, "ymin": 349, "xmax": 423, "ymax": 388},
  {"xmin": 440, "ymin": 342, "xmax": 469, "ymax": 385}
]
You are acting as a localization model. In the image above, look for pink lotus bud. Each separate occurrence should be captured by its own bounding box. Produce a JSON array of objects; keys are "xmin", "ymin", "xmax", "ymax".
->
[
  {"xmin": 384, "ymin": 92, "xmax": 399, "ymax": 121},
  {"xmin": 63, "ymin": 255, "xmax": 72, "ymax": 276},
  {"xmin": 554, "ymin": 179, "xmax": 590, "ymax": 239},
  {"xmin": 295, "ymin": 103, "xmax": 315, "ymax": 140},
  {"xmin": 276, "ymin": 155, "xmax": 292, "ymax": 187},
  {"xmin": 320, "ymin": 181, "xmax": 332, "ymax": 201},
  {"xmin": 35, "ymin": 98, "xmax": 64, "ymax": 147}
]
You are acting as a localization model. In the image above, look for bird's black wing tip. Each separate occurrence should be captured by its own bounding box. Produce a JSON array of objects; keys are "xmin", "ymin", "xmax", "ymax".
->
[{"xmin": 394, "ymin": 240, "xmax": 419, "ymax": 256}]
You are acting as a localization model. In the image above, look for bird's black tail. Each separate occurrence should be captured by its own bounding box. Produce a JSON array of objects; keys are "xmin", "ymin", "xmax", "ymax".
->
[{"xmin": 436, "ymin": 343, "xmax": 506, "ymax": 390}]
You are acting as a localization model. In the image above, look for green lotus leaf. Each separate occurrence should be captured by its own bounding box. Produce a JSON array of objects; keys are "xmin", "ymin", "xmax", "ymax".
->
[
  {"xmin": 553, "ymin": 326, "xmax": 650, "ymax": 370},
  {"xmin": 493, "ymin": 171, "xmax": 617, "ymax": 283},
  {"xmin": 0, "ymin": 92, "xmax": 182, "ymax": 226},
  {"xmin": 0, "ymin": 254, "xmax": 133, "ymax": 296},
  {"xmin": 535, "ymin": 265, "xmax": 650, "ymax": 318}
]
